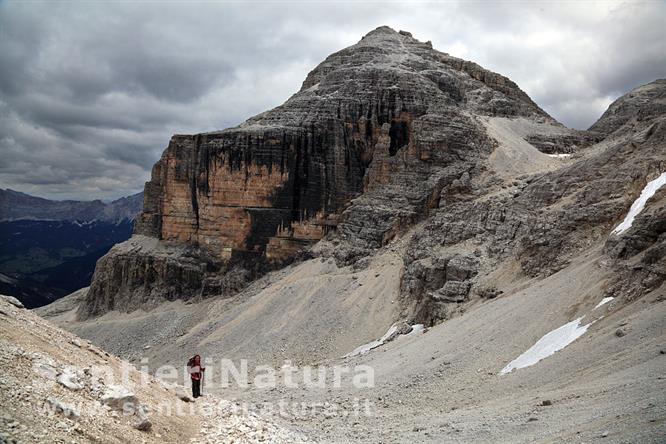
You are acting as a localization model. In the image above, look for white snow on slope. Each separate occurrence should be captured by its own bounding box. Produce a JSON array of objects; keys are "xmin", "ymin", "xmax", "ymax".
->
[
  {"xmin": 344, "ymin": 325, "xmax": 398, "ymax": 358},
  {"xmin": 343, "ymin": 324, "xmax": 424, "ymax": 357},
  {"xmin": 594, "ymin": 297, "xmax": 614, "ymax": 310},
  {"xmin": 547, "ymin": 153, "xmax": 572, "ymax": 159},
  {"xmin": 500, "ymin": 317, "xmax": 592, "ymax": 375},
  {"xmin": 612, "ymin": 172, "xmax": 666, "ymax": 235}
]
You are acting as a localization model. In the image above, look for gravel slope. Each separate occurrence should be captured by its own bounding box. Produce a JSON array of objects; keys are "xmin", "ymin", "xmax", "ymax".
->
[
  {"xmin": 0, "ymin": 297, "xmax": 305, "ymax": 444},
  {"xmin": 36, "ymin": 243, "xmax": 666, "ymax": 443},
  {"xmin": 220, "ymin": 247, "xmax": 666, "ymax": 443}
]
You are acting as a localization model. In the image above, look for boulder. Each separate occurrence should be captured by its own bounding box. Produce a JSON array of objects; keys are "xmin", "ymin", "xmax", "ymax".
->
[
  {"xmin": 445, "ymin": 255, "xmax": 479, "ymax": 282},
  {"xmin": 133, "ymin": 407, "xmax": 152, "ymax": 432},
  {"xmin": 175, "ymin": 388, "xmax": 194, "ymax": 403},
  {"xmin": 46, "ymin": 398, "xmax": 80, "ymax": 418},
  {"xmin": 432, "ymin": 281, "xmax": 471, "ymax": 303},
  {"xmin": 133, "ymin": 417, "xmax": 152, "ymax": 432},
  {"xmin": 100, "ymin": 385, "xmax": 139, "ymax": 412},
  {"xmin": 57, "ymin": 369, "xmax": 83, "ymax": 391},
  {"xmin": 33, "ymin": 360, "xmax": 58, "ymax": 381}
]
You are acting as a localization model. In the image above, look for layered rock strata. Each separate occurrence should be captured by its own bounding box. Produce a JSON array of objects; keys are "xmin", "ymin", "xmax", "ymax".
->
[{"xmin": 80, "ymin": 27, "xmax": 657, "ymax": 319}]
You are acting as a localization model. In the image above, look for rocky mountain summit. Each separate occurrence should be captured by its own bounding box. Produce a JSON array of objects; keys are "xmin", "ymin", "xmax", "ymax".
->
[
  {"xmin": 79, "ymin": 26, "xmax": 603, "ymax": 319},
  {"xmin": 74, "ymin": 25, "xmax": 664, "ymax": 333},
  {"xmin": 589, "ymin": 78, "xmax": 666, "ymax": 136}
]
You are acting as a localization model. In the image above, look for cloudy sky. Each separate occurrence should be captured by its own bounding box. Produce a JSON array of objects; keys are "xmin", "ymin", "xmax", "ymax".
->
[{"xmin": 0, "ymin": 0, "xmax": 664, "ymax": 201}]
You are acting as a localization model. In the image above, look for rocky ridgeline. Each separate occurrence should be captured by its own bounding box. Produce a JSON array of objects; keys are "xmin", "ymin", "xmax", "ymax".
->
[
  {"xmin": 405, "ymin": 80, "xmax": 666, "ymax": 323},
  {"xmin": 78, "ymin": 26, "xmax": 665, "ymax": 325},
  {"xmin": 589, "ymin": 79, "xmax": 666, "ymax": 136},
  {"xmin": 0, "ymin": 189, "xmax": 143, "ymax": 223}
]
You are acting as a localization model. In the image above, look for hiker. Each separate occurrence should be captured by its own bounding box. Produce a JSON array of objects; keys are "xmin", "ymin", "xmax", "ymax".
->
[{"xmin": 187, "ymin": 354, "xmax": 206, "ymax": 398}]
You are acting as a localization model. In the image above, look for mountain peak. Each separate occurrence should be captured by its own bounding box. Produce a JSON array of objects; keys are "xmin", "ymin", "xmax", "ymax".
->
[
  {"xmin": 589, "ymin": 78, "xmax": 666, "ymax": 134},
  {"xmin": 354, "ymin": 25, "xmax": 431, "ymax": 54},
  {"xmin": 0, "ymin": 188, "xmax": 143, "ymax": 223},
  {"xmin": 360, "ymin": 26, "xmax": 419, "ymax": 42},
  {"xmin": 362, "ymin": 25, "xmax": 398, "ymax": 37},
  {"xmin": 291, "ymin": 27, "xmax": 548, "ymax": 119},
  {"xmin": 84, "ymin": 27, "xmax": 563, "ymax": 318}
]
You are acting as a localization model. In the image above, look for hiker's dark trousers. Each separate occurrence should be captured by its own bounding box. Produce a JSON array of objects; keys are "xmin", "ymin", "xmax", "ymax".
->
[{"xmin": 192, "ymin": 379, "xmax": 201, "ymax": 398}]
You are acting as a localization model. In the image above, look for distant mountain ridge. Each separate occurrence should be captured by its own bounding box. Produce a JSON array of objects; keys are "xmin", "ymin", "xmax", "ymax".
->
[
  {"xmin": 0, "ymin": 190, "xmax": 142, "ymax": 307},
  {"xmin": 0, "ymin": 189, "xmax": 143, "ymax": 222}
]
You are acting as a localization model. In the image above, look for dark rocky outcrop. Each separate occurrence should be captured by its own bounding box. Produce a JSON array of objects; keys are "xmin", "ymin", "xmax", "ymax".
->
[
  {"xmin": 82, "ymin": 237, "xmax": 213, "ymax": 316},
  {"xmin": 524, "ymin": 131, "xmax": 603, "ymax": 154}
]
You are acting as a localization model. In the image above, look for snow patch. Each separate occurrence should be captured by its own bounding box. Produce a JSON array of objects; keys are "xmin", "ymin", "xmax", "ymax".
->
[
  {"xmin": 612, "ymin": 172, "xmax": 666, "ymax": 235},
  {"xmin": 344, "ymin": 325, "xmax": 398, "ymax": 358},
  {"xmin": 500, "ymin": 317, "xmax": 592, "ymax": 375},
  {"xmin": 594, "ymin": 297, "xmax": 614, "ymax": 310},
  {"xmin": 344, "ymin": 323, "xmax": 425, "ymax": 358},
  {"xmin": 547, "ymin": 153, "xmax": 572, "ymax": 159}
]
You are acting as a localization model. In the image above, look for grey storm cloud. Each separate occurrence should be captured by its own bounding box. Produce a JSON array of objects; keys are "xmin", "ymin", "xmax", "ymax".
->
[{"xmin": 0, "ymin": 0, "xmax": 664, "ymax": 200}]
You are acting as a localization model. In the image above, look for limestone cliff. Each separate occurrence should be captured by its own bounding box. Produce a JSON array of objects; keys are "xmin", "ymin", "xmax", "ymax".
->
[
  {"xmin": 78, "ymin": 27, "xmax": 627, "ymax": 319},
  {"xmin": 133, "ymin": 26, "xmax": 553, "ymax": 256}
]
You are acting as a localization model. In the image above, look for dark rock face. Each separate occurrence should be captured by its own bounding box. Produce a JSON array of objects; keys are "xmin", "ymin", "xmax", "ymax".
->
[
  {"xmin": 605, "ymin": 189, "xmax": 666, "ymax": 260},
  {"xmin": 81, "ymin": 237, "xmax": 216, "ymax": 317},
  {"xmin": 603, "ymin": 187, "xmax": 666, "ymax": 300},
  {"xmin": 524, "ymin": 132, "xmax": 603, "ymax": 154}
]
